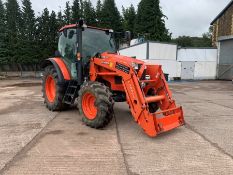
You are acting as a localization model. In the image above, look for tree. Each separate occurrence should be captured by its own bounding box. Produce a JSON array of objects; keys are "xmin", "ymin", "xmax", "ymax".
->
[
  {"xmin": 172, "ymin": 36, "xmax": 193, "ymax": 47},
  {"xmin": 201, "ymin": 26, "xmax": 213, "ymax": 47},
  {"xmin": 5, "ymin": 0, "xmax": 22, "ymax": 63},
  {"xmin": 172, "ymin": 35, "xmax": 212, "ymax": 47},
  {"xmin": 72, "ymin": 0, "xmax": 81, "ymax": 23},
  {"xmin": 96, "ymin": 0, "xmax": 103, "ymax": 26},
  {"xmin": 21, "ymin": 0, "xmax": 35, "ymax": 39},
  {"xmin": 35, "ymin": 8, "xmax": 60, "ymax": 63},
  {"xmin": 36, "ymin": 8, "xmax": 51, "ymax": 60},
  {"xmin": 49, "ymin": 11, "xmax": 59, "ymax": 54},
  {"xmin": 0, "ymin": 0, "xmax": 8, "ymax": 64},
  {"xmin": 20, "ymin": 0, "xmax": 36, "ymax": 64},
  {"xmin": 135, "ymin": 0, "xmax": 171, "ymax": 41},
  {"xmin": 83, "ymin": 0, "xmax": 96, "ymax": 25},
  {"xmin": 80, "ymin": 0, "xmax": 84, "ymax": 18},
  {"xmin": 122, "ymin": 4, "xmax": 136, "ymax": 37},
  {"xmin": 64, "ymin": 1, "xmax": 71, "ymax": 24},
  {"xmin": 57, "ymin": 10, "xmax": 65, "ymax": 28},
  {"xmin": 101, "ymin": 0, "xmax": 123, "ymax": 31}
]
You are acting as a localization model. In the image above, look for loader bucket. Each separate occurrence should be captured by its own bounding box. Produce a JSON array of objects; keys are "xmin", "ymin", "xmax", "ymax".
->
[
  {"xmin": 138, "ymin": 64, "xmax": 185, "ymax": 137},
  {"xmin": 154, "ymin": 107, "xmax": 184, "ymax": 133}
]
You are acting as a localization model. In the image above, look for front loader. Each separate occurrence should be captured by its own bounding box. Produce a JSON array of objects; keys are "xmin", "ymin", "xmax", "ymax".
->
[{"xmin": 42, "ymin": 20, "xmax": 184, "ymax": 137}]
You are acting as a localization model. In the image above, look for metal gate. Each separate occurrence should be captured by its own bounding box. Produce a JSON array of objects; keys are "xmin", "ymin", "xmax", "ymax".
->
[
  {"xmin": 218, "ymin": 39, "xmax": 233, "ymax": 80},
  {"xmin": 181, "ymin": 62, "xmax": 195, "ymax": 80}
]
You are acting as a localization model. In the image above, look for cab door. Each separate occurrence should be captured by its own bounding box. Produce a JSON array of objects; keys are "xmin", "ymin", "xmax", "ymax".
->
[{"xmin": 58, "ymin": 28, "xmax": 78, "ymax": 79}]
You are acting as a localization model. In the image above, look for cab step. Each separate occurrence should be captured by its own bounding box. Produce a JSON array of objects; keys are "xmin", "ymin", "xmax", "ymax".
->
[{"xmin": 63, "ymin": 81, "xmax": 79, "ymax": 105}]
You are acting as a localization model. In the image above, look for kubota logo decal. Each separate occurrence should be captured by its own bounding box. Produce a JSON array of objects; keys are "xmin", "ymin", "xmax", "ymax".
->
[
  {"xmin": 115, "ymin": 62, "xmax": 130, "ymax": 74},
  {"xmin": 101, "ymin": 61, "xmax": 114, "ymax": 68},
  {"xmin": 101, "ymin": 61, "xmax": 110, "ymax": 65}
]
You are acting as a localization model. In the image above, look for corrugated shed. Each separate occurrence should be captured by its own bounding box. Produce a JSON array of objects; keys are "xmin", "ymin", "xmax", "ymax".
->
[
  {"xmin": 119, "ymin": 43, "xmax": 147, "ymax": 59},
  {"xmin": 148, "ymin": 42, "xmax": 177, "ymax": 60}
]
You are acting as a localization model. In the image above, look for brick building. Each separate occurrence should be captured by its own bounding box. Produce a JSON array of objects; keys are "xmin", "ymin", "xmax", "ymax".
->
[{"xmin": 211, "ymin": 0, "xmax": 233, "ymax": 80}]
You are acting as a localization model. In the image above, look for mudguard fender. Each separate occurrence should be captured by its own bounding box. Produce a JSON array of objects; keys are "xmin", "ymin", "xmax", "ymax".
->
[{"xmin": 41, "ymin": 58, "xmax": 71, "ymax": 82}]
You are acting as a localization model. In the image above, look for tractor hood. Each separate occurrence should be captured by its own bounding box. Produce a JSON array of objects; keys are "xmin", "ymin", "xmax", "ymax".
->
[{"xmin": 101, "ymin": 52, "xmax": 145, "ymax": 66}]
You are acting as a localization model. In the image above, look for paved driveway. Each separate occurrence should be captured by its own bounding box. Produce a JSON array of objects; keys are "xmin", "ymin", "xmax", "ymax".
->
[{"xmin": 0, "ymin": 79, "xmax": 233, "ymax": 175}]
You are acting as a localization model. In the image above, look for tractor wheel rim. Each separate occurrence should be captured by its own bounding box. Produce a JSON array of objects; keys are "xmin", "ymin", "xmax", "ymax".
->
[
  {"xmin": 82, "ymin": 93, "xmax": 97, "ymax": 120},
  {"xmin": 45, "ymin": 75, "xmax": 56, "ymax": 103}
]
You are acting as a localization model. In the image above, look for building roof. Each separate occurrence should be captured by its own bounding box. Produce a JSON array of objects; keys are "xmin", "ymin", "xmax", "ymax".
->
[
  {"xmin": 211, "ymin": 0, "xmax": 233, "ymax": 25},
  {"xmin": 218, "ymin": 35, "xmax": 233, "ymax": 41}
]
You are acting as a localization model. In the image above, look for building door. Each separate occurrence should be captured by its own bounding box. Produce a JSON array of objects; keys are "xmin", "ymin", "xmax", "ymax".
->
[
  {"xmin": 218, "ymin": 39, "xmax": 233, "ymax": 80},
  {"xmin": 181, "ymin": 62, "xmax": 195, "ymax": 80}
]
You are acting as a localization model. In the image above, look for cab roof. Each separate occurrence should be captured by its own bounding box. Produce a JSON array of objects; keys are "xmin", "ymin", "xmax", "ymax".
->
[{"xmin": 59, "ymin": 24, "xmax": 111, "ymax": 32}]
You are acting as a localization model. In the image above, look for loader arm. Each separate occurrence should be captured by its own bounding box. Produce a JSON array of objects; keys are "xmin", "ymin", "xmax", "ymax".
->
[{"xmin": 90, "ymin": 53, "xmax": 185, "ymax": 137}]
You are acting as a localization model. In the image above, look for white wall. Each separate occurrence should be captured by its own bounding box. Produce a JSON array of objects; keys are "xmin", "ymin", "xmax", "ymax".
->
[
  {"xmin": 194, "ymin": 62, "xmax": 217, "ymax": 79},
  {"xmin": 119, "ymin": 43, "xmax": 147, "ymax": 60},
  {"xmin": 178, "ymin": 48, "xmax": 217, "ymax": 62},
  {"xmin": 149, "ymin": 42, "xmax": 177, "ymax": 61}
]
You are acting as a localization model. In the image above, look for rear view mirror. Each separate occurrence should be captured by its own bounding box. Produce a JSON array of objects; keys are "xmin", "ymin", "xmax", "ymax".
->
[
  {"xmin": 68, "ymin": 30, "xmax": 75, "ymax": 39},
  {"xmin": 78, "ymin": 19, "xmax": 84, "ymax": 27},
  {"xmin": 105, "ymin": 30, "xmax": 110, "ymax": 35},
  {"xmin": 124, "ymin": 31, "xmax": 131, "ymax": 41},
  {"xmin": 63, "ymin": 29, "xmax": 68, "ymax": 38},
  {"xmin": 55, "ymin": 50, "xmax": 62, "ymax": 57}
]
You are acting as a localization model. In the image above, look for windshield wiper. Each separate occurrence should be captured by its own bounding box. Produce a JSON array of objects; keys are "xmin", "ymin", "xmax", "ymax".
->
[
  {"xmin": 109, "ymin": 40, "xmax": 113, "ymax": 48},
  {"xmin": 109, "ymin": 34, "xmax": 114, "ymax": 48}
]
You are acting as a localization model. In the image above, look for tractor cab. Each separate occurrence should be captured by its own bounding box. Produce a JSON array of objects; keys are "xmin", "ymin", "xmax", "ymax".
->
[{"xmin": 58, "ymin": 22, "xmax": 117, "ymax": 82}]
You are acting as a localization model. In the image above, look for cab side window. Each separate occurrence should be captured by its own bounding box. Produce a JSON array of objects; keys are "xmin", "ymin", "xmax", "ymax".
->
[{"xmin": 58, "ymin": 29, "xmax": 77, "ymax": 67}]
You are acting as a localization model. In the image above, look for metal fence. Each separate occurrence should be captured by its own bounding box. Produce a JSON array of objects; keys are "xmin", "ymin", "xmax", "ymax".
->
[{"xmin": 0, "ymin": 64, "xmax": 43, "ymax": 78}]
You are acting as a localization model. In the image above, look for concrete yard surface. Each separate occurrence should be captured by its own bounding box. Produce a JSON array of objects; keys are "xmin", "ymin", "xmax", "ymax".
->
[{"xmin": 0, "ymin": 79, "xmax": 233, "ymax": 175}]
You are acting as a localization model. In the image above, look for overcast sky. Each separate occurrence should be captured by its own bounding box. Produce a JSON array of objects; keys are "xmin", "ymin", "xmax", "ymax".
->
[{"xmin": 25, "ymin": 0, "xmax": 231, "ymax": 37}]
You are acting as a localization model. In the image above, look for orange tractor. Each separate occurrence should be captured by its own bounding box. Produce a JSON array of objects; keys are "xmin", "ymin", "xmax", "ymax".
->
[{"xmin": 42, "ymin": 21, "xmax": 184, "ymax": 137}]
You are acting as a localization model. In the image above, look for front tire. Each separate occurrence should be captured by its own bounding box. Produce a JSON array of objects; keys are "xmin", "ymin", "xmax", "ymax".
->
[
  {"xmin": 77, "ymin": 81, "xmax": 114, "ymax": 129},
  {"xmin": 42, "ymin": 65, "xmax": 68, "ymax": 111}
]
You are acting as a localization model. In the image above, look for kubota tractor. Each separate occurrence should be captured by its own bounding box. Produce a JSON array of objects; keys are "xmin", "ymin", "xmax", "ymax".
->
[{"xmin": 42, "ymin": 20, "xmax": 184, "ymax": 137}]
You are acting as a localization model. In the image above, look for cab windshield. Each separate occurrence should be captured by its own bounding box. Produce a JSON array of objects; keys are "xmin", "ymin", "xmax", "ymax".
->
[{"xmin": 82, "ymin": 28, "xmax": 116, "ymax": 60}]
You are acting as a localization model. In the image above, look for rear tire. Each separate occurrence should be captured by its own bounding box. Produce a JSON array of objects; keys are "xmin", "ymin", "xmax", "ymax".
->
[
  {"xmin": 42, "ymin": 65, "xmax": 68, "ymax": 111},
  {"xmin": 77, "ymin": 81, "xmax": 114, "ymax": 129}
]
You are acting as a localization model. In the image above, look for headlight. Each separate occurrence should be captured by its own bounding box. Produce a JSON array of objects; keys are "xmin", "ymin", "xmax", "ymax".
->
[{"xmin": 145, "ymin": 75, "xmax": 150, "ymax": 80}]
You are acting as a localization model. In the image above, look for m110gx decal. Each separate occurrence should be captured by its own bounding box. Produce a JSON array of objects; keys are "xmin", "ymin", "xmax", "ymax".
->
[{"xmin": 116, "ymin": 62, "xmax": 130, "ymax": 74}]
